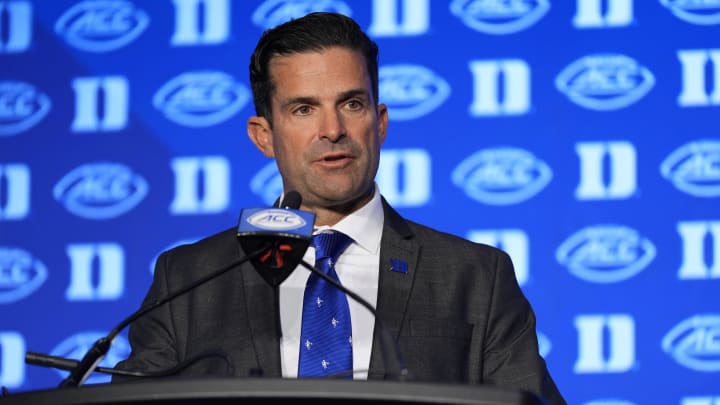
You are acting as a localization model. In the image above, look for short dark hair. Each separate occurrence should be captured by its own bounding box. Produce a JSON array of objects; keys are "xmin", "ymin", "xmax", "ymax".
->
[{"xmin": 249, "ymin": 12, "xmax": 379, "ymax": 126}]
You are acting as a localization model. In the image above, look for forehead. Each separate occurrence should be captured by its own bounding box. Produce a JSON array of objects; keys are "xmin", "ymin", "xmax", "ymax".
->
[{"xmin": 268, "ymin": 47, "xmax": 371, "ymax": 99}]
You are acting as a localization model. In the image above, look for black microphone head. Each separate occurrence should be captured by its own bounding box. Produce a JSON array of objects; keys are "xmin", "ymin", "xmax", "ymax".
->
[
  {"xmin": 280, "ymin": 191, "xmax": 302, "ymax": 209},
  {"xmin": 237, "ymin": 192, "xmax": 313, "ymax": 287}
]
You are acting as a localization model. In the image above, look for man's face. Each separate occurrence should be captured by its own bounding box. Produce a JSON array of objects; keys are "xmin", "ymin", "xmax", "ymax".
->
[{"xmin": 248, "ymin": 47, "xmax": 388, "ymax": 218}]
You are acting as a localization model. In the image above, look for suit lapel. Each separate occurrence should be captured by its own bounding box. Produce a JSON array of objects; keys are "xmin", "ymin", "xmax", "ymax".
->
[
  {"xmin": 368, "ymin": 199, "xmax": 419, "ymax": 379},
  {"xmin": 239, "ymin": 243, "xmax": 282, "ymax": 377}
]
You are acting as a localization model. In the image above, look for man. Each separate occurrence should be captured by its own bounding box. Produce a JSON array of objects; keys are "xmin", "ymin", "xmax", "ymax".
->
[{"xmin": 115, "ymin": 12, "xmax": 566, "ymax": 405}]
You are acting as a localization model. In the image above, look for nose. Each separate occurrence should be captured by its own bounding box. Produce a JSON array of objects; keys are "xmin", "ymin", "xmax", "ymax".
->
[{"xmin": 319, "ymin": 109, "xmax": 346, "ymax": 142}]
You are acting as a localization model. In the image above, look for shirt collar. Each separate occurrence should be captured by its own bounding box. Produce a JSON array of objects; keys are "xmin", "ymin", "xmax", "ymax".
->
[{"xmin": 314, "ymin": 186, "xmax": 383, "ymax": 255}]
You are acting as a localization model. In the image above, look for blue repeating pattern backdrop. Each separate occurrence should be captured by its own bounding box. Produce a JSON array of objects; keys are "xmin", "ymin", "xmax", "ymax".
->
[{"xmin": 1, "ymin": 1, "xmax": 719, "ymax": 404}]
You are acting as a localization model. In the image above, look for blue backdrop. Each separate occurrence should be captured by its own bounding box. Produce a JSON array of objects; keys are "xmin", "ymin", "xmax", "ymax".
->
[{"xmin": 1, "ymin": 1, "xmax": 719, "ymax": 404}]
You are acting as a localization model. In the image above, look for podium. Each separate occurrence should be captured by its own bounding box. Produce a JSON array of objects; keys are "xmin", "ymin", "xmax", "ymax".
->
[{"xmin": 0, "ymin": 378, "xmax": 546, "ymax": 404}]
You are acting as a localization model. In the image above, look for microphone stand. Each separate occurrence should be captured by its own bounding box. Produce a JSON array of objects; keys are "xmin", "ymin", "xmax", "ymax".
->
[
  {"xmin": 56, "ymin": 246, "xmax": 268, "ymax": 388},
  {"xmin": 299, "ymin": 260, "xmax": 409, "ymax": 381},
  {"xmin": 26, "ymin": 352, "xmax": 131, "ymax": 376},
  {"xmin": 30, "ymin": 242, "xmax": 411, "ymax": 384}
]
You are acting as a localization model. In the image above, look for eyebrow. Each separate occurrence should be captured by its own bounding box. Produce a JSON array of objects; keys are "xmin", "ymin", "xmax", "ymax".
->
[
  {"xmin": 281, "ymin": 88, "xmax": 371, "ymax": 110},
  {"xmin": 338, "ymin": 88, "xmax": 370, "ymax": 103}
]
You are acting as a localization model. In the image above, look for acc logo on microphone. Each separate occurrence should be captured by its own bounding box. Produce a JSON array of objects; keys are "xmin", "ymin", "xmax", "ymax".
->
[
  {"xmin": 54, "ymin": 162, "xmax": 148, "ymax": 220},
  {"xmin": 0, "ymin": 81, "xmax": 52, "ymax": 136},
  {"xmin": 379, "ymin": 64, "xmax": 451, "ymax": 121},
  {"xmin": 55, "ymin": 0, "xmax": 150, "ymax": 52},
  {"xmin": 661, "ymin": 0, "xmax": 720, "ymax": 25},
  {"xmin": 662, "ymin": 314, "xmax": 720, "ymax": 371},
  {"xmin": 450, "ymin": 0, "xmax": 550, "ymax": 34},
  {"xmin": 660, "ymin": 139, "xmax": 720, "ymax": 197},
  {"xmin": 246, "ymin": 209, "xmax": 307, "ymax": 231},
  {"xmin": 452, "ymin": 147, "xmax": 552, "ymax": 205},
  {"xmin": 51, "ymin": 332, "xmax": 130, "ymax": 384},
  {"xmin": 556, "ymin": 225, "xmax": 656, "ymax": 283},
  {"xmin": 0, "ymin": 247, "xmax": 48, "ymax": 304},
  {"xmin": 252, "ymin": 0, "xmax": 352, "ymax": 29},
  {"xmin": 555, "ymin": 54, "xmax": 655, "ymax": 110},
  {"xmin": 153, "ymin": 71, "xmax": 249, "ymax": 127}
]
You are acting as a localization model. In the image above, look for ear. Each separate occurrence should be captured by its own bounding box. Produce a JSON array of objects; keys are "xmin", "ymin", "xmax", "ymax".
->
[
  {"xmin": 247, "ymin": 116, "xmax": 275, "ymax": 157},
  {"xmin": 377, "ymin": 103, "xmax": 389, "ymax": 145}
]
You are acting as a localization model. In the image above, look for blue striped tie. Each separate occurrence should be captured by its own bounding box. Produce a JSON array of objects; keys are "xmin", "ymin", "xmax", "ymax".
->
[{"xmin": 298, "ymin": 231, "xmax": 353, "ymax": 378}]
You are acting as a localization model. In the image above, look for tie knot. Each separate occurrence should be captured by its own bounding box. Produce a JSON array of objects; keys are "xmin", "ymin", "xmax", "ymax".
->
[{"xmin": 312, "ymin": 231, "xmax": 352, "ymax": 264}]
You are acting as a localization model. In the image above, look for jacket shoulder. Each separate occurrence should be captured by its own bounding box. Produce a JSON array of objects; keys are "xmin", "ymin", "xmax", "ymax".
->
[
  {"xmin": 403, "ymin": 217, "xmax": 511, "ymax": 265},
  {"xmin": 154, "ymin": 227, "xmax": 239, "ymax": 279}
]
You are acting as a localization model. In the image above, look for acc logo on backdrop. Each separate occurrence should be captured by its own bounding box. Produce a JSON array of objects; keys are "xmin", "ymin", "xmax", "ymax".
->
[
  {"xmin": 154, "ymin": 71, "xmax": 249, "ymax": 127},
  {"xmin": 660, "ymin": 0, "xmax": 720, "ymax": 25},
  {"xmin": 555, "ymin": 54, "xmax": 655, "ymax": 110},
  {"xmin": 0, "ymin": 81, "xmax": 51, "ymax": 136},
  {"xmin": 449, "ymin": 0, "xmax": 550, "ymax": 34},
  {"xmin": 662, "ymin": 314, "xmax": 720, "ymax": 371},
  {"xmin": 252, "ymin": 0, "xmax": 352, "ymax": 29},
  {"xmin": 54, "ymin": 162, "xmax": 148, "ymax": 220},
  {"xmin": 556, "ymin": 225, "xmax": 656, "ymax": 283},
  {"xmin": 250, "ymin": 162, "xmax": 284, "ymax": 206},
  {"xmin": 0, "ymin": 247, "xmax": 47, "ymax": 304},
  {"xmin": 51, "ymin": 332, "xmax": 130, "ymax": 384},
  {"xmin": 660, "ymin": 139, "xmax": 720, "ymax": 197},
  {"xmin": 536, "ymin": 332, "xmax": 551, "ymax": 358},
  {"xmin": 582, "ymin": 401, "xmax": 637, "ymax": 405},
  {"xmin": 55, "ymin": 0, "xmax": 150, "ymax": 52},
  {"xmin": 452, "ymin": 147, "xmax": 552, "ymax": 205},
  {"xmin": 379, "ymin": 64, "xmax": 451, "ymax": 121}
]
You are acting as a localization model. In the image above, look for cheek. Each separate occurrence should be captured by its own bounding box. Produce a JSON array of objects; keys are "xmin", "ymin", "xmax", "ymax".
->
[
  {"xmin": 274, "ymin": 137, "xmax": 306, "ymax": 167},
  {"xmin": 271, "ymin": 131, "xmax": 294, "ymax": 155}
]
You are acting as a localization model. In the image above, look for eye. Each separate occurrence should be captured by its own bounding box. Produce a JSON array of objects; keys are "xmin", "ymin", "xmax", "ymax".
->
[
  {"xmin": 293, "ymin": 105, "xmax": 312, "ymax": 115},
  {"xmin": 345, "ymin": 99, "xmax": 364, "ymax": 110}
]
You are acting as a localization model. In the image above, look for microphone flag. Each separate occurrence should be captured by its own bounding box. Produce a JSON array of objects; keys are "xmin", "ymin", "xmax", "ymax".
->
[{"xmin": 237, "ymin": 205, "xmax": 315, "ymax": 287}]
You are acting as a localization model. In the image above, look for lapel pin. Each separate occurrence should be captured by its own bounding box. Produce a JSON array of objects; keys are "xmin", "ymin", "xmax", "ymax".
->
[{"xmin": 389, "ymin": 258, "xmax": 408, "ymax": 274}]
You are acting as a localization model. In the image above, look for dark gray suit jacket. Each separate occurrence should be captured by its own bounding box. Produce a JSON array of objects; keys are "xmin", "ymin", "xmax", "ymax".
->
[{"xmin": 115, "ymin": 200, "xmax": 566, "ymax": 405}]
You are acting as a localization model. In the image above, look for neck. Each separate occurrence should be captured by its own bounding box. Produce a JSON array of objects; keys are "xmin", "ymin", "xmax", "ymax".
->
[{"xmin": 304, "ymin": 187, "xmax": 375, "ymax": 227}]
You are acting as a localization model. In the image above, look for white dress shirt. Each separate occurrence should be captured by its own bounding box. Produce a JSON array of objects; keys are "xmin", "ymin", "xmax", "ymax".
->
[{"xmin": 279, "ymin": 188, "xmax": 383, "ymax": 379}]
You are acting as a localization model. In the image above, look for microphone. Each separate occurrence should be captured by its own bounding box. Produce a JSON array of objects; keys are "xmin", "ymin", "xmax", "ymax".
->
[
  {"xmin": 26, "ymin": 192, "xmax": 310, "ymax": 387},
  {"xmin": 26, "ymin": 350, "xmax": 236, "ymax": 379},
  {"xmin": 26, "ymin": 352, "xmax": 114, "ymax": 374},
  {"xmin": 236, "ymin": 191, "xmax": 314, "ymax": 287},
  {"xmin": 279, "ymin": 190, "xmax": 302, "ymax": 209}
]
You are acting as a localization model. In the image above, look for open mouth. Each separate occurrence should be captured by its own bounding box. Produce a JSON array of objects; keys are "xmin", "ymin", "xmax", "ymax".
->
[
  {"xmin": 323, "ymin": 154, "xmax": 349, "ymax": 161},
  {"xmin": 319, "ymin": 152, "xmax": 352, "ymax": 163}
]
